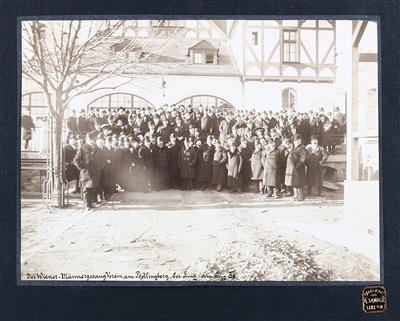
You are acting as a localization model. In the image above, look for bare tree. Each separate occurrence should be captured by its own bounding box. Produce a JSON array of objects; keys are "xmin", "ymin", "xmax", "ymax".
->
[{"xmin": 22, "ymin": 19, "xmax": 184, "ymax": 207}]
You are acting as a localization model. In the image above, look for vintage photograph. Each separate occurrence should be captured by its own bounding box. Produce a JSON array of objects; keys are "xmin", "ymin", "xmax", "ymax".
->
[{"xmin": 20, "ymin": 18, "xmax": 380, "ymax": 282}]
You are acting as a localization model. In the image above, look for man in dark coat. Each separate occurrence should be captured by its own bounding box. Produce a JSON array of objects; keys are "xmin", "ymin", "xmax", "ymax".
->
[
  {"xmin": 73, "ymin": 132, "xmax": 101, "ymax": 209},
  {"xmin": 128, "ymin": 139, "xmax": 141, "ymax": 191},
  {"xmin": 196, "ymin": 135, "xmax": 215, "ymax": 190},
  {"xmin": 63, "ymin": 137, "xmax": 80, "ymax": 193},
  {"xmin": 157, "ymin": 119, "xmax": 172, "ymax": 144},
  {"xmin": 166, "ymin": 134, "xmax": 181, "ymax": 189},
  {"xmin": 238, "ymin": 139, "xmax": 253, "ymax": 192},
  {"xmin": 77, "ymin": 110, "xmax": 90, "ymax": 135},
  {"xmin": 153, "ymin": 137, "xmax": 169, "ymax": 191},
  {"xmin": 284, "ymin": 134, "xmax": 307, "ymax": 201},
  {"xmin": 66, "ymin": 110, "xmax": 78, "ymax": 141},
  {"xmin": 306, "ymin": 136, "xmax": 327, "ymax": 196},
  {"xmin": 178, "ymin": 138, "xmax": 197, "ymax": 190},
  {"xmin": 262, "ymin": 137, "xmax": 284, "ymax": 197},
  {"xmin": 138, "ymin": 136, "xmax": 154, "ymax": 192},
  {"xmin": 21, "ymin": 108, "xmax": 35, "ymax": 150}
]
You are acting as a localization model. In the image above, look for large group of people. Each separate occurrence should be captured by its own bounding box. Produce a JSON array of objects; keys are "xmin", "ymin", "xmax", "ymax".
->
[{"xmin": 63, "ymin": 104, "xmax": 346, "ymax": 209}]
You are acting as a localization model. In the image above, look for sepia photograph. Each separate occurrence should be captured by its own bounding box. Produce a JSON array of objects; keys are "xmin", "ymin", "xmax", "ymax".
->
[{"xmin": 19, "ymin": 18, "xmax": 380, "ymax": 283}]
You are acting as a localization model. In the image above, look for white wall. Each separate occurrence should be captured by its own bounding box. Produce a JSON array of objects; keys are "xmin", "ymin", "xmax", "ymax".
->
[
  {"xmin": 243, "ymin": 81, "xmax": 336, "ymax": 112},
  {"xmin": 67, "ymin": 74, "xmax": 243, "ymax": 111}
]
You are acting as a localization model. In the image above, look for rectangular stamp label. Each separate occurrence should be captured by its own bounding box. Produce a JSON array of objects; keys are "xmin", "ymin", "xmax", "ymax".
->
[{"xmin": 362, "ymin": 286, "xmax": 386, "ymax": 313}]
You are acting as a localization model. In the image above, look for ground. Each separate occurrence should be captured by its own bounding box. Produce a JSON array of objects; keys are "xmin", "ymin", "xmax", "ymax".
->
[{"xmin": 20, "ymin": 189, "xmax": 380, "ymax": 282}]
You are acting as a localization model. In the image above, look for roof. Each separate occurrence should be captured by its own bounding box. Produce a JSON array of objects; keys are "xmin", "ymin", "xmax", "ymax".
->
[
  {"xmin": 188, "ymin": 39, "xmax": 218, "ymax": 51},
  {"xmin": 83, "ymin": 35, "xmax": 240, "ymax": 77}
]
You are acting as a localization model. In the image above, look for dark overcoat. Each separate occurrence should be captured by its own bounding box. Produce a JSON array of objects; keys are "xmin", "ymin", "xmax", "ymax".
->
[
  {"xmin": 239, "ymin": 146, "xmax": 252, "ymax": 184},
  {"xmin": 212, "ymin": 147, "xmax": 227, "ymax": 185},
  {"xmin": 226, "ymin": 150, "xmax": 243, "ymax": 187},
  {"xmin": 178, "ymin": 146, "xmax": 197, "ymax": 180},
  {"xmin": 73, "ymin": 143, "xmax": 101, "ymax": 190},
  {"xmin": 306, "ymin": 145, "xmax": 325, "ymax": 187},
  {"xmin": 154, "ymin": 146, "xmax": 169, "ymax": 183},
  {"xmin": 250, "ymin": 149, "xmax": 264, "ymax": 180},
  {"xmin": 167, "ymin": 143, "xmax": 181, "ymax": 178},
  {"xmin": 285, "ymin": 144, "xmax": 307, "ymax": 187},
  {"xmin": 262, "ymin": 147, "xmax": 283, "ymax": 187},
  {"xmin": 196, "ymin": 144, "xmax": 214, "ymax": 183},
  {"xmin": 63, "ymin": 145, "xmax": 79, "ymax": 182},
  {"xmin": 138, "ymin": 146, "xmax": 154, "ymax": 185}
]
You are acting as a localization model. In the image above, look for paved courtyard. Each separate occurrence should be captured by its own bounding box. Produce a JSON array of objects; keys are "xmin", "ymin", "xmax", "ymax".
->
[{"xmin": 20, "ymin": 189, "xmax": 380, "ymax": 282}]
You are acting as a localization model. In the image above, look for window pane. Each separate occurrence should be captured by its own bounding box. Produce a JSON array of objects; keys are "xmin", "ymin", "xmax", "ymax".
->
[
  {"xmin": 290, "ymin": 31, "xmax": 297, "ymax": 41},
  {"xmin": 283, "ymin": 32, "xmax": 289, "ymax": 41}
]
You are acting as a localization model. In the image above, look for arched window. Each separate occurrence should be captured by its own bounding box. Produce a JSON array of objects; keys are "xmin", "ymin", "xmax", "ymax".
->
[
  {"xmin": 21, "ymin": 92, "xmax": 48, "ymax": 126},
  {"xmin": 282, "ymin": 88, "xmax": 297, "ymax": 110},
  {"xmin": 175, "ymin": 95, "xmax": 234, "ymax": 110},
  {"xmin": 87, "ymin": 93, "xmax": 154, "ymax": 111}
]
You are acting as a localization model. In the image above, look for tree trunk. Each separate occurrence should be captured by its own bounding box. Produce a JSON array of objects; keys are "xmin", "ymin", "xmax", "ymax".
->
[{"xmin": 52, "ymin": 115, "xmax": 64, "ymax": 208}]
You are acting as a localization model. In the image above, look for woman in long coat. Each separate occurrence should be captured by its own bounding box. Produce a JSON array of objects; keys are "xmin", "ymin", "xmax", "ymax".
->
[
  {"xmin": 250, "ymin": 140, "xmax": 264, "ymax": 194},
  {"xmin": 262, "ymin": 138, "xmax": 283, "ymax": 197},
  {"xmin": 226, "ymin": 145, "xmax": 243, "ymax": 192},
  {"xmin": 306, "ymin": 136, "xmax": 327, "ymax": 196},
  {"xmin": 285, "ymin": 134, "xmax": 308, "ymax": 201},
  {"xmin": 196, "ymin": 137, "xmax": 215, "ymax": 190},
  {"xmin": 211, "ymin": 140, "xmax": 227, "ymax": 191}
]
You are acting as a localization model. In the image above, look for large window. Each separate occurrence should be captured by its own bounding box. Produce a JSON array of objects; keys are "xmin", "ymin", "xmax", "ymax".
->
[
  {"xmin": 21, "ymin": 92, "xmax": 49, "ymax": 152},
  {"xmin": 194, "ymin": 52, "xmax": 203, "ymax": 64},
  {"xmin": 176, "ymin": 95, "xmax": 234, "ymax": 109},
  {"xmin": 88, "ymin": 93, "xmax": 154, "ymax": 111},
  {"xmin": 282, "ymin": 30, "xmax": 298, "ymax": 62},
  {"xmin": 22, "ymin": 92, "xmax": 48, "ymax": 125},
  {"xmin": 282, "ymin": 88, "xmax": 297, "ymax": 110}
]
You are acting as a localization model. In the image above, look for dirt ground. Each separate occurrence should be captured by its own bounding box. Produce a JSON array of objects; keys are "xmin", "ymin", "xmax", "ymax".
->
[{"xmin": 20, "ymin": 189, "xmax": 380, "ymax": 282}]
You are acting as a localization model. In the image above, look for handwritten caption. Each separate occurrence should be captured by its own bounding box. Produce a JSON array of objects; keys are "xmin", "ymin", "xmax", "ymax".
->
[{"xmin": 25, "ymin": 270, "xmax": 236, "ymax": 281}]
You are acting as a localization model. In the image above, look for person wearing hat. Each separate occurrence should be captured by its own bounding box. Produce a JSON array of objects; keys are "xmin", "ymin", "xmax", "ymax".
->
[
  {"xmin": 166, "ymin": 134, "xmax": 181, "ymax": 189},
  {"xmin": 153, "ymin": 137, "xmax": 169, "ymax": 191},
  {"xmin": 157, "ymin": 118, "xmax": 172, "ymax": 144},
  {"xmin": 21, "ymin": 108, "xmax": 36, "ymax": 151},
  {"xmin": 218, "ymin": 113, "xmax": 236, "ymax": 145},
  {"xmin": 77, "ymin": 109, "xmax": 90, "ymax": 136},
  {"xmin": 112, "ymin": 106, "xmax": 128, "ymax": 127},
  {"xmin": 73, "ymin": 132, "xmax": 101, "ymax": 209},
  {"xmin": 226, "ymin": 145, "xmax": 243, "ymax": 193},
  {"xmin": 178, "ymin": 137, "xmax": 197, "ymax": 191},
  {"xmin": 63, "ymin": 137, "xmax": 80, "ymax": 193},
  {"xmin": 66, "ymin": 109, "xmax": 78, "ymax": 141},
  {"xmin": 306, "ymin": 135, "xmax": 327, "ymax": 197},
  {"xmin": 279, "ymin": 137, "xmax": 293, "ymax": 196},
  {"xmin": 138, "ymin": 136, "xmax": 154, "ymax": 192},
  {"xmin": 95, "ymin": 110, "xmax": 109, "ymax": 131},
  {"xmin": 195, "ymin": 135, "xmax": 214, "ymax": 191},
  {"xmin": 250, "ymin": 140, "xmax": 264, "ymax": 194},
  {"xmin": 261, "ymin": 137, "xmax": 284, "ymax": 198},
  {"xmin": 284, "ymin": 133, "xmax": 307, "ymax": 201},
  {"xmin": 211, "ymin": 138, "xmax": 228, "ymax": 192}
]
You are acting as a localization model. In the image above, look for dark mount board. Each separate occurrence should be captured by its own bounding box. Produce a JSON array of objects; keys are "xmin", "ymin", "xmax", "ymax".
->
[{"xmin": 1, "ymin": 0, "xmax": 399, "ymax": 320}]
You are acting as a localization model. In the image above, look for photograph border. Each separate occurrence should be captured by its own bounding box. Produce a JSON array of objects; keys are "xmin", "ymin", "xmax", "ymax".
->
[{"xmin": 16, "ymin": 14, "xmax": 383, "ymax": 287}]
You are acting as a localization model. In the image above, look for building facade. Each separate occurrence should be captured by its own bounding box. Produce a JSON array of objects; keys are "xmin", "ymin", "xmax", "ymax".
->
[{"xmin": 22, "ymin": 19, "xmax": 353, "ymax": 117}]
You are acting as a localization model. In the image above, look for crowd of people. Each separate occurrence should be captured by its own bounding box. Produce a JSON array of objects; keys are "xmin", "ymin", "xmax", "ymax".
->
[{"xmin": 63, "ymin": 104, "xmax": 346, "ymax": 209}]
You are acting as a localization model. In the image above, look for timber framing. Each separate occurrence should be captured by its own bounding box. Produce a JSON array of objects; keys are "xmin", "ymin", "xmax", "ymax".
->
[{"xmin": 242, "ymin": 20, "xmax": 336, "ymax": 83}]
